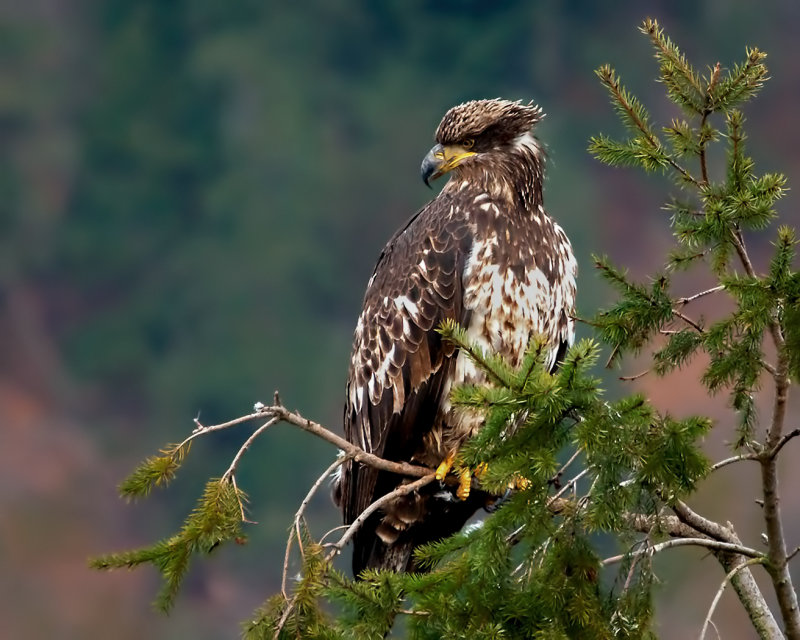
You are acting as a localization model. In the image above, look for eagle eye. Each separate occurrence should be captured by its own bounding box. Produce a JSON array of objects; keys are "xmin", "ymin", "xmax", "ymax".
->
[{"xmin": 462, "ymin": 138, "xmax": 475, "ymax": 150}]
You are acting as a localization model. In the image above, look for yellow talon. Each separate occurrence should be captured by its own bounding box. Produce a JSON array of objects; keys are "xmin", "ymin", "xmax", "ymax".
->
[
  {"xmin": 457, "ymin": 468, "xmax": 472, "ymax": 500},
  {"xmin": 511, "ymin": 475, "xmax": 531, "ymax": 490},
  {"xmin": 436, "ymin": 452, "xmax": 487, "ymax": 500},
  {"xmin": 435, "ymin": 451, "xmax": 456, "ymax": 481}
]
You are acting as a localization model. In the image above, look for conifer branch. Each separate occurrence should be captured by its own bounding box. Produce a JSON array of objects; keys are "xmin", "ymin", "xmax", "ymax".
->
[
  {"xmin": 640, "ymin": 18, "xmax": 706, "ymax": 112},
  {"xmin": 594, "ymin": 64, "xmax": 699, "ymax": 185}
]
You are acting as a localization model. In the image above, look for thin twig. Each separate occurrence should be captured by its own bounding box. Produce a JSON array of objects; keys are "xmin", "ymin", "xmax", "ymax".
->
[
  {"xmin": 711, "ymin": 453, "xmax": 759, "ymax": 473},
  {"xmin": 273, "ymin": 593, "xmax": 297, "ymax": 640},
  {"xmin": 328, "ymin": 474, "xmax": 437, "ymax": 558},
  {"xmin": 548, "ymin": 467, "xmax": 590, "ymax": 505},
  {"xmin": 280, "ymin": 530, "xmax": 296, "ymax": 601},
  {"xmin": 619, "ymin": 369, "xmax": 651, "ymax": 381},
  {"xmin": 228, "ymin": 474, "xmax": 249, "ymax": 523},
  {"xmin": 621, "ymin": 552, "xmax": 642, "ymax": 594},
  {"xmin": 319, "ymin": 525, "xmax": 349, "ymax": 546},
  {"xmin": 183, "ymin": 411, "xmax": 264, "ymax": 448},
  {"xmin": 730, "ymin": 229, "xmax": 758, "ymax": 279},
  {"xmin": 221, "ymin": 417, "xmax": 279, "ymax": 483},
  {"xmin": 398, "ymin": 609, "xmax": 430, "ymax": 617},
  {"xmin": 282, "ymin": 456, "xmax": 348, "ymax": 597},
  {"xmin": 219, "ymin": 417, "xmax": 279, "ymax": 519},
  {"xmin": 604, "ymin": 344, "xmax": 621, "ymax": 369},
  {"xmin": 676, "ymin": 285, "xmax": 724, "ymax": 305},
  {"xmin": 672, "ymin": 309, "xmax": 705, "ymax": 333},
  {"xmin": 766, "ymin": 427, "xmax": 800, "ymax": 460},
  {"xmin": 601, "ymin": 538, "xmax": 763, "ymax": 566},
  {"xmin": 700, "ymin": 557, "xmax": 766, "ymax": 640},
  {"xmin": 550, "ymin": 447, "xmax": 584, "ymax": 486}
]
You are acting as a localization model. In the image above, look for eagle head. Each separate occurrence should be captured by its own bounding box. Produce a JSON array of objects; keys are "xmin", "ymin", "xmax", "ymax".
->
[{"xmin": 421, "ymin": 99, "xmax": 544, "ymax": 187}]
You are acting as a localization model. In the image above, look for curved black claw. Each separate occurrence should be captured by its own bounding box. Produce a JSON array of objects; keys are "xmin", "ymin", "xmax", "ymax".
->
[{"xmin": 483, "ymin": 488, "xmax": 514, "ymax": 513}]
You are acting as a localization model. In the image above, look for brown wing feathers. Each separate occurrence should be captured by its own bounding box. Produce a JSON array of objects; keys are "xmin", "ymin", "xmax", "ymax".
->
[{"xmin": 340, "ymin": 202, "xmax": 472, "ymax": 573}]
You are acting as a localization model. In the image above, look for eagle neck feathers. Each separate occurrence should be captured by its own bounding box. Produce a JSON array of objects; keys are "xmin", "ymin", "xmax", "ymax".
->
[{"xmin": 444, "ymin": 131, "xmax": 545, "ymax": 213}]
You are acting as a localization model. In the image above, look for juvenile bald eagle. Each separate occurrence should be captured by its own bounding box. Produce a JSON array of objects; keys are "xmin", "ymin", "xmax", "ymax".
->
[{"xmin": 335, "ymin": 99, "xmax": 577, "ymax": 575}]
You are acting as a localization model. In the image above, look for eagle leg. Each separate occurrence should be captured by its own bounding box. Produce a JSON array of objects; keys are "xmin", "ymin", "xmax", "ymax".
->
[
  {"xmin": 456, "ymin": 468, "xmax": 472, "ymax": 500},
  {"xmin": 435, "ymin": 451, "xmax": 456, "ymax": 481},
  {"xmin": 436, "ymin": 453, "xmax": 486, "ymax": 500}
]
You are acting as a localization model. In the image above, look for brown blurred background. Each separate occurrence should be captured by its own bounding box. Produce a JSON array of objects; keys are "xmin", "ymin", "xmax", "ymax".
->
[{"xmin": 2, "ymin": 1, "xmax": 799, "ymax": 638}]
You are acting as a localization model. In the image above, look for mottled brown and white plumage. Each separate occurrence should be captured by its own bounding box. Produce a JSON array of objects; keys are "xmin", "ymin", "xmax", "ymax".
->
[{"xmin": 334, "ymin": 99, "xmax": 577, "ymax": 575}]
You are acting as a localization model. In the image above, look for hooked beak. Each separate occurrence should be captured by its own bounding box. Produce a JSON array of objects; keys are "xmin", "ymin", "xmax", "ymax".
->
[{"xmin": 421, "ymin": 143, "xmax": 477, "ymax": 188}]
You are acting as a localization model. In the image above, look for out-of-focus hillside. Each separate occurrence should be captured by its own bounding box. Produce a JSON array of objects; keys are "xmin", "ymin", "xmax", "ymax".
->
[{"xmin": 2, "ymin": 2, "xmax": 799, "ymax": 638}]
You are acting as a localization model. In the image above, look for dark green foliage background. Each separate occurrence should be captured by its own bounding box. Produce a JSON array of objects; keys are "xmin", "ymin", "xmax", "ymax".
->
[{"xmin": 3, "ymin": 2, "xmax": 799, "ymax": 638}]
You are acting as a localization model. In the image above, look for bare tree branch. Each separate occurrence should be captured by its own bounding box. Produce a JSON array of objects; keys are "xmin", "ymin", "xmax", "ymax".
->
[
  {"xmin": 759, "ymin": 348, "xmax": 800, "ymax": 638},
  {"xmin": 700, "ymin": 557, "xmax": 766, "ymax": 640},
  {"xmin": 767, "ymin": 427, "xmax": 800, "ymax": 460},
  {"xmin": 256, "ymin": 403, "xmax": 433, "ymax": 479},
  {"xmin": 673, "ymin": 500, "xmax": 784, "ymax": 639},
  {"xmin": 711, "ymin": 452, "xmax": 759, "ymax": 472},
  {"xmin": 676, "ymin": 284, "xmax": 725, "ymax": 305},
  {"xmin": 601, "ymin": 538, "xmax": 764, "ymax": 566},
  {"xmin": 672, "ymin": 308, "xmax": 705, "ymax": 332},
  {"xmin": 282, "ymin": 456, "xmax": 349, "ymax": 598},
  {"xmin": 619, "ymin": 369, "xmax": 651, "ymax": 381},
  {"xmin": 222, "ymin": 417, "xmax": 280, "ymax": 483}
]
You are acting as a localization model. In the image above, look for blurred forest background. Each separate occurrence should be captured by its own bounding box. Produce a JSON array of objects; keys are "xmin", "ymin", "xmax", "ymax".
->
[{"xmin": 3, "ymin": 1, "xmax": 800, "ymax": 638}]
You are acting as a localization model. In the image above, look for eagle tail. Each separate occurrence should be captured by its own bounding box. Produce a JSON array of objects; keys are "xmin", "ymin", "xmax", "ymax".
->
[{"xmin": 352, "ymin": 485, "xmax": 492, "ymax": 576}]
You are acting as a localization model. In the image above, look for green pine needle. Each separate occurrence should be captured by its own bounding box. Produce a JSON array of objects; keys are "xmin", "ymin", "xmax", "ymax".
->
[
  {"xmin": 91, "ymin": 478, "xmax": 246, "ymax": 612},
  {"xmin": 640, "ymin": 18, "xmax": 706, "ymax": 114},
  {"xmin": 118, "ymin": 443, "xmax": 190, "ymax": 499}
]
